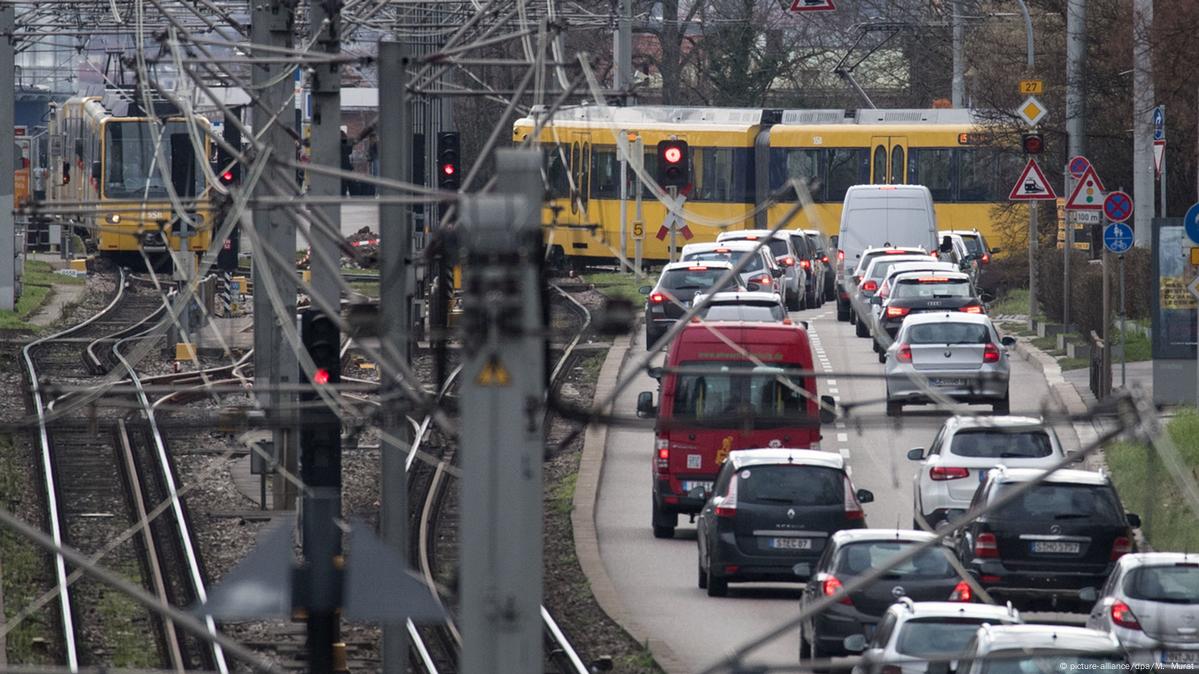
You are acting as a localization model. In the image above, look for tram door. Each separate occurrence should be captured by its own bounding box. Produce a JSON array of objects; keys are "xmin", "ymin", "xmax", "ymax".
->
[{"xmin": 869, "ymin": 136, "xmax": 909, "ymax": 185}]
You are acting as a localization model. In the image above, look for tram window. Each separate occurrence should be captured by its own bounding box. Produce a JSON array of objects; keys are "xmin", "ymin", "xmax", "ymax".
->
[
  {"xmin": 907, "ymin": 148, "xmax": 953, "ymax": 202},
  {"xmin": 104, "ymin": 121, "xmax": 205, "ymax": 199},
  {"xmin": 891, "ymin": 145, "xmax": 906, "ymax": 184},
  {"xmin": 640, "ymin": 149, "xmax": 659, "ymax": 197},
  {"xmin": 871, "ymin": 145, "xmax": 887, "ymax": 184},
  {"xmin": 542, "ymin": 146, "xmax": 570, "ymax": 199},
  {"xmin": 827, "ymin": 148, "xmax": 868, "ymax": 202},
  {"xmin": 590, "ymin": 147, "xmax": 620, "ymax": 199},
  {"xmin": 693, "ymin": 148, "xmax": 752, "ymax": 203},
  {"xmin": 957, "ymin": 148, "xmax": 994, "ymax": 202},
  {"xmin": 769, "ymin": 148, "xmax": 819, "ymax": 201}
]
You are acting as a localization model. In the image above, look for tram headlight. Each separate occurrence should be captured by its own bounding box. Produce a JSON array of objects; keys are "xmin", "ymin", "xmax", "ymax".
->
[{"xmin": 106, "ymin": 213, "xmax": 121, "ymax": 225}]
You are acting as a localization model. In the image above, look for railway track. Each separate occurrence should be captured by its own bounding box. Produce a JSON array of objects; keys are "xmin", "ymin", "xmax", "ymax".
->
[
  {"xmin": 22, "ymin": 268, "xmax": 227, "ymax": 672},
  {"xmin": 407, "ymin": 282, "xmax": 593, "ymax": 674}
]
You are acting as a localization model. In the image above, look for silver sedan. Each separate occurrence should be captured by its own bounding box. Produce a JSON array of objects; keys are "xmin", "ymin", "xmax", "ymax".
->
[{"xmin": 883, "ymin": 312, "xmax": 1014, "ymax": 416}]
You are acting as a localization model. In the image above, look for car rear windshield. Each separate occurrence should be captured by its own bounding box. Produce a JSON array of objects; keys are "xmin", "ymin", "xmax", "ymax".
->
[
  {"xmin": 959, "ymin": 235, "xmax": 984, "ymax": 255},
  {"xmin": 991, "ymin": 483, "xmax": 1123, "ymax": 522},
  {"xmin": 980, "ymin": 653, "xmax": 1124, "ymax": 674},
  {"xmin": 671, "ymin": 362, "xmax": 812, "ymax": 427},
  {"xmin": 950, "ymin": 429, "xmax": 1053, "ymax": 459},
  {"xmin": 866, "ymin": 258, "xmax": 920, "ymax": 281},
  {"xmin": 893, "ymin": 278, "xmax": 973, "ymax": 299},
  {"xmin": 835, "ymin": 541, "xmax": 955, "ymax": 578},
  {"xmin": 661, "ymin": 269, "xmax": 741, "ymax": 292},
  {"xmin": 905, "ymin": 323, "xmax": 991, "ymax": 345},
  {"xmin": 1123, "ymin": 565, "xmax": 1199, "ymax": 604},
  {"xmin": 895, "ymin": 618, "xmax": 994, "ymax": 657},
  {"xmin": 701, "ymin": 304, "xmax": 785, "ymax": 322},
  {"xmin": 736, "ymin": 465, "xmax": 844, "ymax": 506},
  {"xmin": 723, "ymin": 236, "xmax": 788, "ymax": 258},
  {"xmin": 684, "ymin": 250, "xmax": 765, "ymax": 272}
]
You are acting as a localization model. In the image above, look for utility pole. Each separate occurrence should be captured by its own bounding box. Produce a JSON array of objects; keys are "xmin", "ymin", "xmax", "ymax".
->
[
  {"xmin": 613, "ymin": 0, "xmax": 633, "ymax": 100},
  {"xmin": 377, "ymin": 40, "xmax": 412, "ymax": 674},
  {"xmin": 458, "ymin": 149, "xmax": 545, "ymax": 674},
  {"xmin": 1132, "ymin": 0, "xmax": 1155, "ymax": 246},
  {"xmin": 251, "ymin": 0, "xmax": 299, "ymax": 511},
  {"xmin": 0, "ymin": 2, "xmax": 15, "ymax": 311},
  {"xmin": 1064, "ymin": 0, "xmax": 1086, "ymax": 328},
  {"xmin": 308, "ymin": 0, "xmax": 342, "ymax": 307},
  {"xmin": 950, "ymin": 0, "xmax": 965, "ymax": 107}
]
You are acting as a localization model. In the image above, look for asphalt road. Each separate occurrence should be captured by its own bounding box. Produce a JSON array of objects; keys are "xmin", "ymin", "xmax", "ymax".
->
[{"xmin": 594, "ymin": 304, "xmax": 1082, "ymax": 673}]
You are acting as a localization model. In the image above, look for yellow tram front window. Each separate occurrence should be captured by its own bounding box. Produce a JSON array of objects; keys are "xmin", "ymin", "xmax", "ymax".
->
[{"xmin": 104, "ymin": 121, "xmax": 205, "ymax": 199}]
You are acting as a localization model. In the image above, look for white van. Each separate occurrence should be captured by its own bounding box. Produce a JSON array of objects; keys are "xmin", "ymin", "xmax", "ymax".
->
[{"xmin": 834, "ymin": 185, "xmax": 939, "ymax": 320}]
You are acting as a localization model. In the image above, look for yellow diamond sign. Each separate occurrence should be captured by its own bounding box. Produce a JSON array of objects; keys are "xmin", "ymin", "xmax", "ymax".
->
[{"xmin": 1018, "ymin": 96, "xmax": 1047, "ymax": 127}]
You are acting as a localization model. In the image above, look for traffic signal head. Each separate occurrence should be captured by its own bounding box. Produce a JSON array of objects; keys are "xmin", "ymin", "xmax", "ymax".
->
[
  {"xmin": 219, "ymin": 165, "xmax": 238, "ymax": 186},
  {"xmin": 1021, "ymin": 132, "xmax": 1045, "ymax": 155},
  {"xmin": 656, "ymin": 139, "xmax": 690, "ymax": 188},
  {"xmin": 301, "ymin": 309, "xmax": 341, "ymax": 392},
  {"xmin": 437, "ymin": 131, "xmax": 461, "ymax": 191}
]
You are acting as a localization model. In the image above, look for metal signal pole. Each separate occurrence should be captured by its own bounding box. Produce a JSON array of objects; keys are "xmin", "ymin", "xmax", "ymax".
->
[{"xmin": 0, "ymin": 2, "xmax": 15, "ymax": 311}]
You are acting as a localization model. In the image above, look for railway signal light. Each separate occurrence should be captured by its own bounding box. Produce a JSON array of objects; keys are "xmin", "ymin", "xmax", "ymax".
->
[
  {"xmin": 656, "ymin": 140, "xmax": 690, "ymax": 188},
  {"xmin": 301, "ymin": 309, "xmax": 341, "ymax": 389},
  {"xmin": 1021, "ymin": 132, "xmax": 1045, "ymax": 155},
  {"xmin": 437, "ymin": 131, "xmax": 461, "ymax": 191}
]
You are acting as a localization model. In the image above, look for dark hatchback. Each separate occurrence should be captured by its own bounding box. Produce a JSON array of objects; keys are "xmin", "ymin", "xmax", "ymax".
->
[
  {"xmin": 640, "ymin": 261, "xmax": 746, "ymax": 347},
  {"xmin": 954, "ymin": 467, "xmax": 1141, "ymax": 611},
  {"xmin": 696, "ymin": 449, "xmax": 873, "ymax": 598},
  {"xmin": 875, "ymin": 271, "xmax": 983, "ymax": 346},
  {"xmin": 800, "ymin": 529, "xmax": 972, "ymax": 659}
]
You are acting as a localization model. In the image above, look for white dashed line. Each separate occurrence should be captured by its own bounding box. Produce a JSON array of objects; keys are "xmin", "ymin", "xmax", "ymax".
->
[
  {"xmin": 826, "ymin": 379, "xmax": 836, "ymax": 385},
  {"xmin": 836, "ymin": 423, "xmax": 847, "ymax": 430},
  {"xmin": 839, "ymin": 448, "xmax": 851, "ymax": 459},
  {"xmin": 837, "ymin": 433, "xmax": 849, "ymax": 443},
  {"xmin": 828, "ymin": 388, "xmax": 839, "ymax": 395}
]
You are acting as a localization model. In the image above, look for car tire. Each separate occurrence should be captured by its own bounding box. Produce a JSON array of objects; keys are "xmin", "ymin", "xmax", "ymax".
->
[
  {"xmin": 993, "ymin": 390, "xmax": 1011, "ymax": 415},
  {"xmin": 706, "ymin": 557, "xmax": 728, "ymax": 597},
  {"xmin": 886, "ymin": 400, "xmax": 902, "ymax": 417},
  {"xmin": 651, "ymin": 497, "xmax": 676, "ymax": 539},
  {"xmin": 877, "ymin": 350, "xmax": 886, "ymax": 364},
  {"xmin": 788, "ymin": 290, "xmax": 802, "ymax": 312},
  {"xmin": 836, "ymin": 299, "xmax": 850, "ymax": 322},
  {"xmin": 645, "ymin": 327, "xmax": 662, "ymax": 350},
  {"xmin": 855, "ymin": 315, "xmax": 869, "ymax": 338},
  {"xmin": 697, "ymin": 558, "xmax": 708, "ymax": 589},
  {"xmin": 804, "ymin": 624, "xmax": 830, "ymax": 671},
  {"xmin": 825, "ymin": 281, "xmax": 836, "ymax": 302}
]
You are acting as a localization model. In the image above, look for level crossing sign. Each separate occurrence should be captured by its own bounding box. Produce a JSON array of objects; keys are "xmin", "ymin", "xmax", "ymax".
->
[
  {"xmin": 656, "ymin": 193, "xmax": 694, "ymax": 241},
  {"xmin": 1008, "ymin": 159, "xmax": 1056, "ymax": 201},
  {"xmin": 790, "ymin": 0, "xmax": 835, "ymax": 10}
]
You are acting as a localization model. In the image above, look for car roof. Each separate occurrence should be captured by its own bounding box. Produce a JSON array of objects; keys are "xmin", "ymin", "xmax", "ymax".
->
[
  {"xmin": 900, "ymin": 312, "xmax": 992, "ymax": 327},
  {"xmin": 727, "ymin": 448, "xmax": 844, "ymax": 470},
  {"xmin": 972, "ymin": 625, "xmax": 1119, "ymax": 653},
  {"xmin": 698, "ymin": 291, "xmax": 783, "ymax": 304},
  {"xmin": 942, "ymin": 415, "xmax": 1048, "ymax": 432},
  {"xmin": 1116, "ymin": 552, "xmax": 1199, "ymax": 570},
  {"xmin": 681, "ymin": 240, "xmax": 768, "ymax": 255},
  {"xmin": 661, "ymin": 260, "xmax": 735, "ymax": 272},
  {"xmin": 945, "ymin": 229, "xmax": 983, "ymax": 237},
  {"xmin": 891, "ymin": 270, "xmax": 971, "ymax": 282},
  {"xmin": 718, "ymin": 229, "xmax": 790, "ymax": 241},
  {"xmin": 863, "ymin": 246, "xmax": 929, "ymax": 255},
  {"xmin": 888, "ymin": 600, "xmax": 1020, "ymax": 623},
  {"xmin": 863, "ymin": 254, "xmax": 931, "ymax": 272},
  {"xmin": 993, "ymin": 467, "xmax": 1110, "ymax": 486},
  {"xmin": 831, "ymin": 529, "xmax": 937, "ymax": 545}
]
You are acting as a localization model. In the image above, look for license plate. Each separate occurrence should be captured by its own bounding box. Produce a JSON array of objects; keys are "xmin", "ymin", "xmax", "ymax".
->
[
  {"xmin": 1163, "ymin": 651, "xmax": 1199, "ymax": 665},
  {"xmin": 681, "ymin": 480, "xmax": 712, "ymax": 494},
  {"xmin": 768, "ymin": 537, "xmax": 813, "ymax": 550},
  {"xmin": 931, "ymin": 378, "xmax": 967, "ymax": 387},
  {"xmin": 1030, "ymin": 541, "xmax": 1081, "ymax": 554},
  {"xmin": 978, "ymin": 469, "xmax": 989, "ymax": 484}
]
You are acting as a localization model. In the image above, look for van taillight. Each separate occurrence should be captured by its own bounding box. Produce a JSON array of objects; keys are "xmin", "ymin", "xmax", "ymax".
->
[
  {"xmin": 974, "ymin": 532, "xmax": 998, "ymax": 558},
  {"xmin": 656, "ymin": 439, "xmax": 670, "ymax": 474}
]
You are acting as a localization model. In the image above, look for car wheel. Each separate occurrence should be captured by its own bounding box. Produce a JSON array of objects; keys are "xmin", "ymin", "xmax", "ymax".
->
[
  {"xmin": 805, "ymin": 624, "xmax": 830, "ymax": 671},
  {"xmin": 706, "ymin": 557, "xmax": 728, "ymax": 597},
  {"xmin": 836, "ymin": 299, "xmax": 850, "ymax": 322},
  {"xmin": 788, "ymin": 290, "xmax": 802, "ymax": 312},
  {"xmin": 697, "ymin": 557, "xmax": 708, "ymax": 589},
  {"xmin": 993, "ymin": 389, "xmax": 1011, "ymax": 415},
  {"xmin": 825, "ymin": 282, "xmax": 836, "ymax": 302},
  {"xmin": 877, "ymin": 350, "xmax": 886, "ymax": 364},
  {"xmin": 886, "ymin": 400, "xmax": 902, "ymax": 417},
  {"xmin": 645, "ymin": 327, "xmax": 661, "ymax": 350},
  {"xmin": 854, "ymin": 316, "xmax": 869, "ymax": 338},
  {"xmin": 651, "ymin": 497, "xmax": 676, "ymax": 539}
]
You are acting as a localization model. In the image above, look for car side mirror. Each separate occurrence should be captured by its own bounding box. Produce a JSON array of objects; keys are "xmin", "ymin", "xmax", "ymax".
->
[
  {"xmin": 1078, "ymin": 586, "xmax": 1099, "ymax": 603},
  {"xmin": 907, "ymin": 447, "xmax": 925, "ymax": 461},
  {"xmin": 772, "ymin": 267, "xmax": 785, "ymax": 277},
  {"xmin": 856, "ymin": 489, "xmax": 874, "ymax": 504},
  {"xmin": 829, "ymin": 235, "xmax": 839, "ymax": 248},
  {"xmin": 636, "ymin": 391, "xmax": 656, "ymax": 418},
  {"xmin": 638, "ymin": 285, "xmax": 652, "ymax": 295},
  {"xmin": 1000, "ymin": 336, "xmax": 1017, "ymax": 347},
  {"xmin": 980, "ymin": 291, "xmax": 996, "ymax": 304},
  {"xmin": 1126, "ymin": 512, "xmax": 1142, "ymax": 528},
  {"xmin": 842, "ymin": 634, "xmax": 867, "ymax": 653},
  {"xmin": 819, "ymin": 394, "xmax": 836, "ymax": 424},
  {"xmin": 647, "ymin": 367, "xmax": 663, "ymax": 380},
  {"xmin": 991, "ymin": 247, "xmax": 1001, "ymax": 254}
]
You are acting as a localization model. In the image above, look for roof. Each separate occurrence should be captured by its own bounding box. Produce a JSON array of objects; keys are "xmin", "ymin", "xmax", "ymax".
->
[
  {"xmin": 727, "ymin": 448, "xmax": 844, "ymax": 470},
  {"xmin": 885, "ymin": 261, "xmax": 955, "ymax": 274},
  {"xmin": 831, "ymin": 529, "xmax": 938, "ymax": 545},
  {"xmin": 891, "ymin": 270, "xmax": 971, "ymax": 282},
  {"xmin": 974, "ymin": 625, "xmax": 1120, "ymax": 652},
  {"xmin": 863, "ymin": 246, "xmax": 930, "ymax": 255},
  {"xmin": 681, "ymin": 240, "xmax": 769, "ymax": 255},
  {"xmin": 661, "ymin": 260, "xmax": 735, "ymax": 272},
  {"xmin": 697, "ymin": 291, "xmax": 783, "ymax": 304},
  {"xmin": 944, "ymin": 229, "xmax": 984, "ymax": 237},
  {"xmin": 1115, "ymin": 552, "xmax": 1199, "ymax": 570},
  {"xmin": 943, "ymin": 415, "xmax": 1047, "ymax": 432},
  {"xmin": 994, "ymin": 467, "xmax": 1110, "ymax": 486},
  {"xmin": 899, "ymin": 312, "xmax": 992, "ymax": 327},
  {"xmin": 889, "ymin": 600, "xmax": 1020, "ymax": 622},
  {"xmin": 717, "ymin": 229, "xmax": 790, "ymax": 241}
]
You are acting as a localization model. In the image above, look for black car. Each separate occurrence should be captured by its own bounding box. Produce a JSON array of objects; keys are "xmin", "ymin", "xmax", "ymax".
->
[
  {"xmin": 787, "ymin": 231, "xmax": 823, "ymax": 309},
  {"xmin": 639, "ymin": 261, "xmax": 746, "ymax": 347},
  {"xmin": 955, "ymin": 467, "xmax": 1140, "ymax": 612},
  {"xmin": 800, "ymin": 529, "xmax": 971, "ymax": 660},
  {"xmin": 873, "ymin": 271, "xmax": 983, "ymax": 355},
  {"xmin": 802, "ymin": 229, "xmax": 837, "ymax": 302},
  {"xmin": 696, "ymin": 449, "xmax": 873, "ymax": 598}
]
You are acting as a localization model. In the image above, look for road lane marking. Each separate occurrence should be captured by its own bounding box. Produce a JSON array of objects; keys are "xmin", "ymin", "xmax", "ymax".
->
[
  {"xmin": 837, "ymin": 433, "xmax": 848, "ymax": 442},
  {"xmin": 829, "ymin": 388, "xmax": 839, "ymax": 395},
  {"xmin": 827, "ymin": 379, "xmax": 836, "ymax": 385}
]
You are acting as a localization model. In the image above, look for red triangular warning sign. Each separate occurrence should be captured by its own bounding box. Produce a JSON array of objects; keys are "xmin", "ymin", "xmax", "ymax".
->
[
  {"xmin": 1064, "ymin": 164, "xmax": 1105, "ymax": 210},
  {"xmin": 1154, "ymin": 140, "xmax": 1166, "ymax": 177},
  {"xmin": 790, "ymin": 0, "xmax": 835, "ymax": 10},
  {"xmin": 1009, "ymin": 158, "xmax": 1058, "ymax": 201}
]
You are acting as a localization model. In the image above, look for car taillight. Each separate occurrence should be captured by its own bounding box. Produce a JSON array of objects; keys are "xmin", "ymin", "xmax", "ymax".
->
[
  {"xmin": 886, "ymin": 306, "xmax": 910, "ymax": 318},
  {"xmin": 981, "ymin": 253, "xmax": 991, "ymax": 264},
  {"xmin": 752, "ymin": 275, "xmax": 773, "ymax": 286},
  {"xmin": 800, "ymin": 259, "xmax": 811, "ymax": 270},
  {"xmin": 837, "ymin": 250, "xmax": 845, "ymax": 262},
  {"xmin": 930, "ymin": 466, "xmax": 970, "ymax": 481},
  {"xmin": 822, "ymin": 575, "xmax": 853, "ymax": 605},
  {"xmin": 844, "ymin": 476, "xmax": 864, "ymax": 521},
  {"xmin": 960, "ymin": 304, "xmax": 983, "ymax": 314},
  {"xmin": 715, "ymin": 478, "xmax": 738, "ymax": 518},
  {"xmin": 821, "ymin": 255, "xmax": 829, "ymax": 263},
  {"xmin": 1110, "ymin": 600, "xmax": 1141, "ymax": 629},
  {"xmin": 1111, "ymin": 536, "xmax": 1132, "ymax": 561},
  {"xmin": 897, "ymin": 343, "xmax": 912, "ymax": 363},
  {"xmin": 861, "ymin": 279, "xmax": 878, "ymax": 292},
  {"xmin": 649, "ymin": 292, "xmax": 667, "ymax": 304},
  {"xmin": 656, "ymin": 439, "xmax": 669, "ymax": 474},
  {"xmin": 983, "ymin": 343, "xmax": 1001, "ymax": 363},
  {"xmin": 974, "ymin": 532, "xmax": 998, "ymax": 558},
  {"xmin": 949, "ymin": 580, "xmax": 973, "ymax": 602},
  {"xmin": 779, "ymin": 256, "xmax": 795, "ymax": 267}
]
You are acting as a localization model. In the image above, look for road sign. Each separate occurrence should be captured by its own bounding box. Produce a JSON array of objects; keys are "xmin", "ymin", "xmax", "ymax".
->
[
  {"xmin": 1103, "ymin": 222, "xmax": 1134, "ymax": 254},
  {"xmin": 1019, "ymin": 79, "xmax": 1044, "ymax": 95},
  {"xmin": 1189, "ymin": 275, "xmax": 1199, "ymax": 302},
  {"xmin": 1154, "ymin": 140, "xmax": 1166, "ymax": 177},
  {"xmin": 1153, "ymin": 105, "xmax": 1166, "ymax": 141},
  {"xmin": 1008, "ymin": 158, "xmax": 1057, "ymax": 200},
  {"xmin": 1067, "ymin": 155, "xmax": 1090, "ymax": 179},
  {"xmin": 1185, "ymin": 202, "xmax": 1199, "ymax": 245},
  {"xmin": 656, "ymin": 193, "xmax": 694, "ymax": 241},
  {"xmin": 1103, "ymin": 191, "xmax": 1134, "ymax": 223},
  {"xmin": 1017, "ymin": 96, "xmax": 1047, "ymax": 126},
  {"xmin": 1065, "ymin": 165, "xmax": 1105, "ymax": 210},
  {"xmin": 790, "ymin": 0, "xmax": 835, "ymax": 10}
]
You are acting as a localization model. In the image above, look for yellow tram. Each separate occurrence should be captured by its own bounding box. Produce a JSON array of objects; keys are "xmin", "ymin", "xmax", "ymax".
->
[
  {"xmin": 513, "ymin": 106, "xmax": 1020, "ymax": 267},
  {"xmin": 48, "ymin": 93, "xmax": 214, "ymax": 258}
]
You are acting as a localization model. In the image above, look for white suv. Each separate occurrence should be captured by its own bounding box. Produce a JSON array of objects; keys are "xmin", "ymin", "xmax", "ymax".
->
[
  {"xmin": 845, "ymin": 600, "xmax": 1021, "ymax": 674},
  {"xmin": 907, "ymin": 416, "xmax": 1067, "ymax": 530}
]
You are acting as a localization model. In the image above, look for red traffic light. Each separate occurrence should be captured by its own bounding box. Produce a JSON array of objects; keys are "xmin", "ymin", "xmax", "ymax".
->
[
  {"xmin": 1021, "ymin": 133, "xmax": 1044, "ymax": 155},
  {"xmin": 664, "ymin": 146, "xmax": 683, "ymax": 164},
  {"xmin": 442, "ymin": 163, "xmax": 456, "ymax": 176},
  {"xmin": 222, "ymin": 170, "xmax": 234, "ymax": 183},
  {"xmin": 313, "ymin": 368, "xmax": 330, "ymax": 385}
]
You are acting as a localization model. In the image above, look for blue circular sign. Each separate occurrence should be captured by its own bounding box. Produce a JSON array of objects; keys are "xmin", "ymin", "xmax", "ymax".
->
[
  {"xmin": 1068, "ymin": 156, "xmax": 1090, "ymax": 178},
  {"xmin": 1103, "ymin": 222, "xmax": 1134, "ymax": 254},
  {"xmin": 1186, "ymin": 202, "xmax": 1199, "ymax": 245},
  {"xmin": 1103, "ymin": 191, "xmax": 1133, "ymax": 223}
]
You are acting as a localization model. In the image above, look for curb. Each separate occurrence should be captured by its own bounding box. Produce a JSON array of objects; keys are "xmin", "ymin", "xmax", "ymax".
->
[
  {"xmin": 571, "ymin": 324, "xmax": 690, "ymax": 674},
  {"xmin": 1010, "ymin": 338, "xmax": 1103, "ymax": 469}
]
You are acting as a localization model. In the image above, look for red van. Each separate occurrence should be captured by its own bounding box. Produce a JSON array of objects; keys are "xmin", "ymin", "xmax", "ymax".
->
[{"xmin": 636, "ymin": 320, "xmax": 834, "ymax": 538}]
